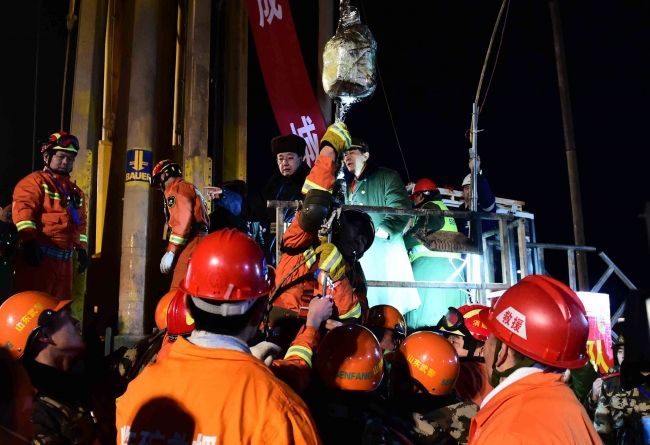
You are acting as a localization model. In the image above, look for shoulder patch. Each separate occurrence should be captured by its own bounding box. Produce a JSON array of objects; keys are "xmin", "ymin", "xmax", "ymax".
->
[{"xmin": 167, "ymin": 196, "xmax": 176, "ymax": 208}]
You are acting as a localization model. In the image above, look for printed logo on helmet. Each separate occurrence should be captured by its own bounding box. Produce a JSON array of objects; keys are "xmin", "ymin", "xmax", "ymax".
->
[
  {"xmin": 167, "ymin": 196, "xmax": 176, "ymax": 208},
  {"xmin": 407, "ymin": 354, "xmax": 437, "ymax": 379},
  {"xmin": 496, "ymin": 306, "xmax": 528, "ymax": 339}
]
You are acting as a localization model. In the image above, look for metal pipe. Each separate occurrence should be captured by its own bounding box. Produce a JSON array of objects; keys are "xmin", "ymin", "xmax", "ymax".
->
[
  {"xmin": 549, "ymin": 0, "xmax": 589, "ymax": 290},
  {"xmin": 366, "ymin": 280, "xmax": 509, "ymax": 290}
]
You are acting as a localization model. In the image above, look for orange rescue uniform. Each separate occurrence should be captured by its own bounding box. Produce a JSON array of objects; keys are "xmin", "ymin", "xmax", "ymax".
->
[
  {"xmin": 116, "ymin": 337, "xmax": 321, "ymax": 445},
  {"xmin": 468, "ymin": 370, "xmax": 602, "ymax": 444},
  {"xmin": 163, "ymin": 178, "xmax": 209, "ymax": 290},
  {"xmin": 12, "ymin": 169, "xmax": 87, "ymax": 300},
  {"xmin": 273, "ymin": 154, "xmax": 363, "ymax": 322}
]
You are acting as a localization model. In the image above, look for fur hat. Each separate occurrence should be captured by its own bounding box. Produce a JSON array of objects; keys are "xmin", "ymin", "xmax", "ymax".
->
[{"xmin": 271, "ymin": 134, "xmax": 306, "ymax": 157}]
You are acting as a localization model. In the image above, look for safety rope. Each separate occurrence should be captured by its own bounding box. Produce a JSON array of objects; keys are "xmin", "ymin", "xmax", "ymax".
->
[{"xmin": 60, "ymin": 0, "xmax": 78, "ymax": 130}]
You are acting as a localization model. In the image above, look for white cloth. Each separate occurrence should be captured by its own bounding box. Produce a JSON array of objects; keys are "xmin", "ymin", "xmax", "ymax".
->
[
  {"xmin": 188, "ymin": 330, "xmax": 251, "ymax": 353},
  {"xmin": 480, "ymin": 367, "xmax": 542, "ymax": 409},
  {"xmin": 359, "ymin": 232, "xmax": 421, "ymax": 315}
]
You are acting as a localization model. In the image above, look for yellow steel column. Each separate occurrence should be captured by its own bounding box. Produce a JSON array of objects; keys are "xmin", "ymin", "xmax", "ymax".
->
[
  {"xmin": 182, "ymin": 0, "xmax": 212, "ymax": 198},
  {"xmin": 69, "ymin": 0, "xmax": 107, "ymax": 321},
  {"xmin": 221, "ymin": 1, "xmax": 248, "ymax": 182}
]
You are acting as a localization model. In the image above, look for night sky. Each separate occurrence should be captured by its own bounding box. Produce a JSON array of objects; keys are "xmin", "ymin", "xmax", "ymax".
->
[
  {"xmin": 2, "ymin": 1, "xmax": 649, "ymax": 314},
  {"xmin": 248, "ymin": 0, "xmax": 650, "ymax": 310}
]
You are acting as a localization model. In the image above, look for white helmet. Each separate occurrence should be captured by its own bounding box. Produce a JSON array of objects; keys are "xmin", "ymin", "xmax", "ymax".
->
[{"xmin": 462, "ymin": 174, "xmax": 472, "ymax": 187}]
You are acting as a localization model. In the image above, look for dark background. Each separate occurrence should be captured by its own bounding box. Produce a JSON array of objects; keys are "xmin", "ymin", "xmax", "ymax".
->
[{"xmin": 2, "ymin": 0, "xmax": 649, "ymax": 317}]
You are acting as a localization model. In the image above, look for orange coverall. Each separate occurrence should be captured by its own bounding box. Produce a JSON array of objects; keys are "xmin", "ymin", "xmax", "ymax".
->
[
  {"xmin": 116, "ymin": 337, "xmax": 321, "ymax": 445},
  {"xmin": 163, "ymin": 178, "xmax": 209, "ymax": 290},
  {"xmin": 272, "ymin": 155, "xmax": 363, "ymax": 322},
  {"xmin": 12, "ymin": 169, "xmax": 87, "ymax": 300},
  {"xmin": 468, "ymin": 371, "xmax": 602, "ymax": 444}
]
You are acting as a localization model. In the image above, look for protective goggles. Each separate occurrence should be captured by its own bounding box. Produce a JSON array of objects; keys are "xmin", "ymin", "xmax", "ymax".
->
[{"xmin": 435, "ymin": 307, "xmax": 473, "ymax": 338}]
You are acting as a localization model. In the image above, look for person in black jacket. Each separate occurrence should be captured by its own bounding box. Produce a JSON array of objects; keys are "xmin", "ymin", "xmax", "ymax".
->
[{"xmin": 248, "ymin": 134, "xmax": 310, "ymax": 265}]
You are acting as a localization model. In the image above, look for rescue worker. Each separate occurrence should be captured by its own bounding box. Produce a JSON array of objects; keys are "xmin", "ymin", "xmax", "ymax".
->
[
  {"xmin": 307, "ymin": 324, "xmax": 388, "ymax": 444},
  {"xmin": 468, "ymin": 275, "xmax": 601, "ymax": 444},
  {"xmin": 0, "ymin": 291, "xmax": 114, "ymax": 443},
  {"xmin": 248, "ymin": 133, "xmax": 311, "ymax": 265},
  {"xmin": 404, "ymin": 178, "xmax": 465, "ymax": 328},
  {"xmin": 343, "ymin": 138, "xmax": 421, "ymax": 316},
  {"xmin": 385, "ymin": 331, "xmax": 478, "ymax": 445},
  {"xmin": 455, "ymin": 156, "xmax": 496, "ymax": 239},
  {"xmin": 12, "ymin": 131, "xmax": 88, "ymax": 301},
  {"xmin": 116, "ymin": 229, "xmax": 320, "ymax": 444},
  {"xmin": 270, "ymin": 123, "xmax": 374, "ymax": 352},
  {"xmin": 365, "ymin": 304, "xmax": 407, "ymax": 353},
  {"xmin": 437, "ymin": 304, "xmax": 493, "ymax": 406},
  {"xmin": 149, "ymin": 159, "xmax": 209, "ymax": 291}
]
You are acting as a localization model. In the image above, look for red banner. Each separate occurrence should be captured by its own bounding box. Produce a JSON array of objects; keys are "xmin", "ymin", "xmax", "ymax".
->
[
  {"xmin": 246, "ymin": 0, "xmax": 327, "ymax": 166},
  {"xmin": 576, "ymin": 291, "xmax": 615, "ymax": 374}
]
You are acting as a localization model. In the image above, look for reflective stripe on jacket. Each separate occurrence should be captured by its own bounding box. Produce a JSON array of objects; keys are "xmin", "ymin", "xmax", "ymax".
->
[
  {"xmin": 164, "ymin": 178, "xmax": 209, "ymax": 253},
  {"xmin": 12, "ymin": 170, "xmax": 87, "ymax": 250},
  {"xmin": 116, "ymin": 338, "xmax": 321, "ymax": 445}
]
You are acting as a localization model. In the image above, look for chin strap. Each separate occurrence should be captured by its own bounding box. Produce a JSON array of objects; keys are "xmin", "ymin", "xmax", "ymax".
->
[{"xmin": 489, "ymin": 339, "xmax": 535, "ymax": 387}]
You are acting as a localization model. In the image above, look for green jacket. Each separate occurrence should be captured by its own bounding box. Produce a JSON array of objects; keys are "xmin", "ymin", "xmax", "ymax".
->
[{"xmin": 345, "ymin": 163, "xmax": 410, "ymax": 236}]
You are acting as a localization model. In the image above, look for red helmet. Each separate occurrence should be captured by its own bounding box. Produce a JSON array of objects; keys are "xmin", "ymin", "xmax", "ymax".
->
[
  {"xmin": 366, "ymin": 305, "xmax": 407, "ymax": 338},
  {"xmin": 166, "ymin": 290, "xmax": 195, "ymax": 337},
  {"xmin": 480, "ymin": 275, "xmax": 589, "ymax": 369},
  {"xmin": 438, "ymin": 304, "xmax": 490, "ymax": 342},
  {"xmin": 40, "ymin": 131, "xmax": 80, "ymax": 154},
  {"xmin": 181, "ymin": 229, "xmax": 270, "ymax": 315},
  {"xmin": 399, "ymin": 331, "xmax": 460, "ymax": 395},
  {"xmin": 154, "ymin": 290, "xmax": 177, "ymax": 330},
  {"xmin": 316, "ymin": 324, "xmax": 383, "ymax": 391},
  {"xmin": 150, "ymin": 159, "xmax": 182, "ymax": 186},
  {"xmin": 0, "ymin": 291, "xmax": 71, "ymax": 359},
  {"xmin": 411, "ymin": 178, "xmax": 438, "ymax": 198}
]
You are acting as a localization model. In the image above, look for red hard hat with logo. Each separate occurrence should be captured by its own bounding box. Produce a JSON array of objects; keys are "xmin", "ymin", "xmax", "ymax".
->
[
  {"xmin": 438, "ymin": 304, "xmax": 490, "ymax": 342},
  {"xmin": 411, "ymin": 178, "xmax": 438, "ymax": 198},
  {"xmin": 40, "ymin": 131, "xmax": 80, "ymax": 154},
  {"xmin": 316, "ymin": 324, "xmax": 383, "ymax": 391},
  {"xmin": 366, "ymin": 304, "xmax": 407, "ymax": 338},
  {"xmin": 399, "ymin": 331, "xmax": 460, "ymax": 395},
  {"xmin": 480, "ymin": 274, "xmax": 589, "ymax": 369},
  {"xmin": 166, "ymin": 289, "xmax": 195, "ymax": 337},
  {"xmin": 150, "ymin": 159, "xmax": 182, "ymax": 186},
  {"xmin": 0, "ymin": 291, "xmax": 71, "ymax": 359},
  {"xmin": 181, "ymin": 229, "xmax": 270, "ymax": 302}
]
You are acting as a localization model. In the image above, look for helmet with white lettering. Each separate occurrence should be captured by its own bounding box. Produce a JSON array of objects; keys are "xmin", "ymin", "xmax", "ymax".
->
[
  {"xmin": 480, "ymin": 275, "xmax": 589, "ymax": 369},
  {"xmin": 316, "ymin": 324, "xmax": 383, "ymax": 391}
]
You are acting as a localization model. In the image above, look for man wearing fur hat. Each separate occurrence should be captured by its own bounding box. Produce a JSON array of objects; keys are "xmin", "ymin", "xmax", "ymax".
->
[{"xmin": 249, "ymin": 134, "xmax": 310, "ymax": 265}]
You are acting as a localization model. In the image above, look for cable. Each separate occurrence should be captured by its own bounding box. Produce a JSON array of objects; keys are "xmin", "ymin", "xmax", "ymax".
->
[
  {"xmin": 479, "ymin": 0, "xmax": 511, "ymax": 112},
  {"xmin": 358, "ymin": 0, "xmax": 411, "ymax": 183},
  {"xmin": 474, "ymin": 0, "xmax": 510, "ymax": 109}
]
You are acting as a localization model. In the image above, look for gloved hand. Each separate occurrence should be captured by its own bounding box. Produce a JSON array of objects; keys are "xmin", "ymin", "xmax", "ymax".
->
[
  {"xmin": 250, "ymin": 341, "xmax": 282, "ymax": 366},
  {"xmin": 320, "ymin": 122, "xmax": 352, "ymax": 155},
  {"xmin": 375, "ymin": 227, "xmax": 390, "ymax": 240},
  {"xmin": 160, "ymin": 251, "xmax": 175, "ymax": 274},
  {"xmin": 77, "ymin": 248, "xmax": 89, "ymax": 273},
  {"xmin": 315, "ymin": 242, "xmax": 347, "ymax": 281},
  {"xmin": 23, "ymin": 239, "xmax": 43, "ymax": 267}
]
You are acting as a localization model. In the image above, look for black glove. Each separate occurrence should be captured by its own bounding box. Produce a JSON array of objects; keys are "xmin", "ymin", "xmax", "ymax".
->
[
  {"xmin": 23, "ymin": 239, "xmax": 43, "ymax": 267},
  {"xmin": 77, "ymin": 248, "xmax": 89, "ymax": 273}
]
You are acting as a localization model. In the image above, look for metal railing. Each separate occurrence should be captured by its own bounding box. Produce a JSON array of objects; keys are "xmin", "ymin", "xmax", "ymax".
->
[{"xmin": 267, "ymin": 200, "xmax": 637, "ymax": 314}]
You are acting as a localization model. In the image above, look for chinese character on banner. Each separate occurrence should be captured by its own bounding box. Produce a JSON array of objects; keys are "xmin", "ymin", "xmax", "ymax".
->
[
  {"xmin": 576, "ymin": 291, "xmax": 615, "ymax": 373},
  {"xmin": 257, "ymin": 0, "xmax": 282, "ymax": 27},
  {"xmin": 290, "ymin": 116, "xmax": 319, "ymax": 166}
]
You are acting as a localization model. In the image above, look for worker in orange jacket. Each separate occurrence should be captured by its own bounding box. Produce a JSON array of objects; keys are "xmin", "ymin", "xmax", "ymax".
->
[
  {"xmin": 116, "ymin": 229, "xmax": 320, "ymax": 444},
  {"xmin": 270, "ymin": 123, "xmax": 375, "ymax": 352},
  {"xmin": 12, "ymin": 131, "xmax": 88, "ymax": 301},
  {"xmin": 150, "ymin": 159, "xmax": 209, "ymax": 291},
  {"xmin": 468, "ymin": 275, "xmax": 602, "ymax": 444}
]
